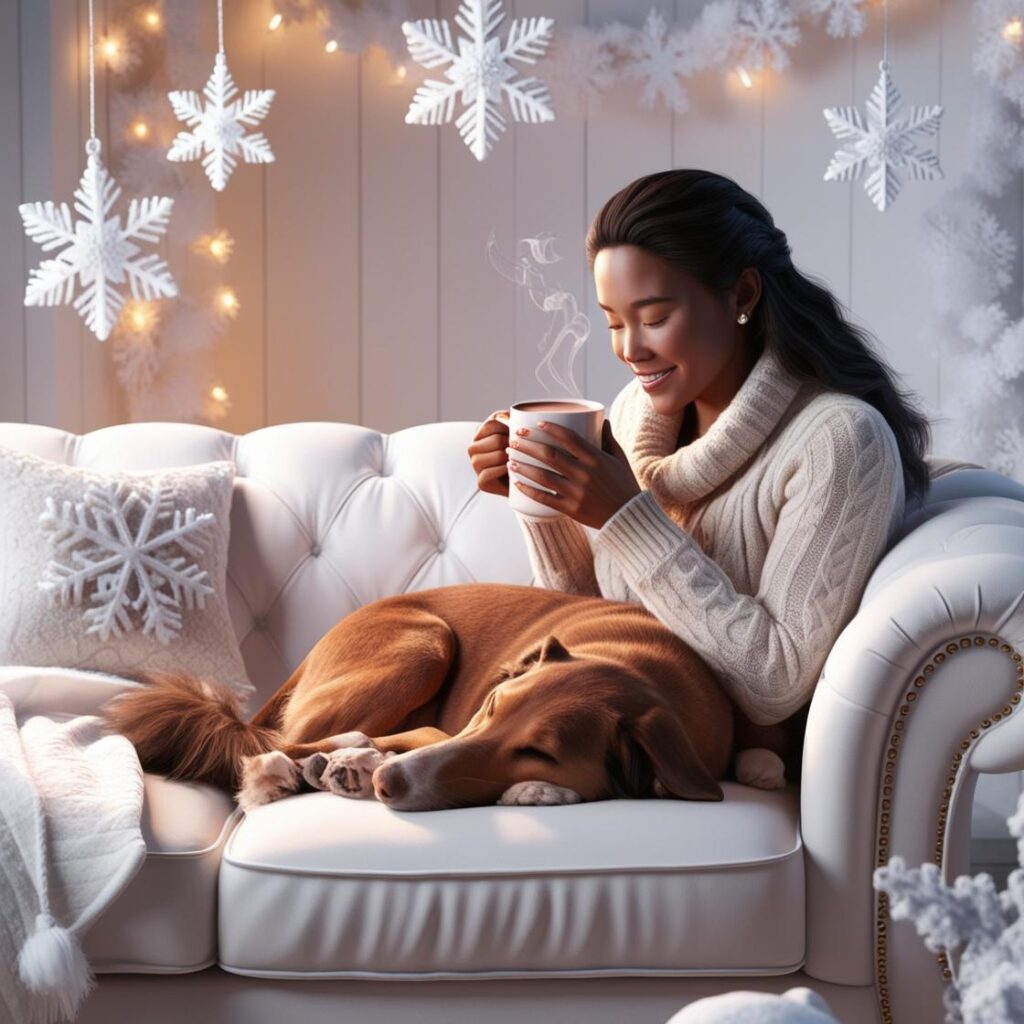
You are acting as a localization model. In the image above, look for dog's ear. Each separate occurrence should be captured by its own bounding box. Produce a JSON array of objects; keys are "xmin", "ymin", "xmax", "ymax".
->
[
  {"xmin": 499, "ymin": 633, "xmax": 573, "ymax": 680},
  {"xmin": 624, "ymin": 706, "xmax": 723, "ymax": 801}
]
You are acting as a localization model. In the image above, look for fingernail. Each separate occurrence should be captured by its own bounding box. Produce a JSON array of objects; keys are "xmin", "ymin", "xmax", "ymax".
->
[
  {"xmin": 509, "ymin": 459, "xmax": 520, "ymax": 469},
  {"xmin": 516, "ymin": 427, "xmax": 529, "ymax": 436},
  {"xmin": 537, "ymin": 421, "xmax": 547, "ymax": 428}
]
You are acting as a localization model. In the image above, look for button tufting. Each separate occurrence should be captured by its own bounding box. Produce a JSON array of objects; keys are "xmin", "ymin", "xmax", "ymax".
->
[
  {"xmin": 253, "ymin": 616, "xmax": 269, "ymax": 632},
  {"xmin": 436, "ymin": 541, "xmax": 446, "ymax": 553},
  {"xmin": 310, "ymin": 543, "xmax": 322, "ymax": 557}
]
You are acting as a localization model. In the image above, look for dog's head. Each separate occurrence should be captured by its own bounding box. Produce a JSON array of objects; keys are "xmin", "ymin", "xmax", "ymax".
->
[{"xmin": 371, "ymin": 632, "xmax": 723, "ymax": 811}]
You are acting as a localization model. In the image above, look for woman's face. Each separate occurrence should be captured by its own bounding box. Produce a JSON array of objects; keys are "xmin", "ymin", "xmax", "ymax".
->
[{"xmin": 593, "ymin": 244, "xmax": 756, "ymax": 417}]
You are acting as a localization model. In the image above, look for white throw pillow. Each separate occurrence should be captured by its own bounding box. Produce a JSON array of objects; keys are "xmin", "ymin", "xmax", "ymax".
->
[{"xmin": 0, "ymin": 445, "xmax": 253, "ymax": 701}]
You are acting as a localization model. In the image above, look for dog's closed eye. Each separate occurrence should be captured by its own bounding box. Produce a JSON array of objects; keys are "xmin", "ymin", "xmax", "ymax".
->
[{"xmin": 514, "ymin": 746, "xmax": 558, "ymax": 765}]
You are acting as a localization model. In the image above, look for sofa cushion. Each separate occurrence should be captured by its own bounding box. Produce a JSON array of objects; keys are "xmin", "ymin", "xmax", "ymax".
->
[
  {"xmin": 217, "ymin": 783, "xmax": 803, "ymax": 979},
  {"xmin": 84, "ymin": 773, "xmax": 240, "ymax": 973}
]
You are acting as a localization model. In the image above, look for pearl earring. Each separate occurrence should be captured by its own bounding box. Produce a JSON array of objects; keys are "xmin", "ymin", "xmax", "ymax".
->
[{"xmin": 737, "ymin": 312, "xmax": 750, "ymax": 324}]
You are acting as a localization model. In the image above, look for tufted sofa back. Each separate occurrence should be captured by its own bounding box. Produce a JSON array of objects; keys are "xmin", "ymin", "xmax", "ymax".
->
[{"xmin": 0, "ymin": 421, "xmax": 533, "ymax": 710}]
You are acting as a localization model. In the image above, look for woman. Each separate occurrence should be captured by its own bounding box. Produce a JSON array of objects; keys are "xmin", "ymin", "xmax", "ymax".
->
[{"xmin": 467, "ymin": 168, "xmax": 931, "ymax": 732}]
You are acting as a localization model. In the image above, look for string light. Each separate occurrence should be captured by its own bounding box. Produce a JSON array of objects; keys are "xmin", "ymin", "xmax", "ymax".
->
[
  {"xmin": 210, "ymin": 385, "xmax": 229, "ymax": 403},
  {"xmin": 395, "ymin": 64, "xmax": 407, "ymax": 79},
  {"xmin": 100, "ymin": 35, "xmax": 121, "ymax": 65},
  {"xmin": 216, "ymin": 287, "xmax": 240, "ymax": 317},
  {"xmin": 1004, "ymin": 18, "xmax": 1024, "ymax": 44},
  {"xmin": 268, "ymin": 13, "xmax": 283, "ymax": 31},
  {"xmin": 141, "ymin": 8, "xmax": 161, "ymax": 31},
  {"xmin": 130, "ymin": 119, "xmax": 150, "ymax": 140},
  {"xmin": 325, "ymin": 39, "xmax": 339, "ymax": 53},
  {"xmin": 201, "ymin": 229, "xmax": 235, "ymax": 264},
  {"xmin": 737, "ymin": 66, "xmax": 754, "ymax": 89},
  {"xmin": 121, "ymin": 299, "xmax": 157, "ymax": 334}
]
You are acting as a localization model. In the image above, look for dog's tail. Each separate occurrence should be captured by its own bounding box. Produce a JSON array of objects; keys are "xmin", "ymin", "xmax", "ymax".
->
[{"xmin": 103, "ymin": 671, "xmax": 283, "ymax": 795}]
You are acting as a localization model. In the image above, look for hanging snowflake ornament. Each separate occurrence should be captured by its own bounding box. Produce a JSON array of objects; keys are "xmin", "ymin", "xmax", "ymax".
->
[
  {"xmin": 622, "ymin": 8, "xmax": 697, "ymax": 114},
  {"xmin": 167, "ymin": 50, "xmax": 275, "ymax": 191},
  {"xmin": 735, "ymin": 0, "xmax": 801, "ymax": 73},
  {"xmin": 401, "ymin": 0, "xmax": 555, "ymax": 162},
  {"xmin": 809, "ymin": 0, "xmax": 867, "ymax": 39},
  {"xmin": 38, "ymin": 480, "xmax": 216, "ymax": 645},
  {"xmin": 19, "ymin": 138, "xmax": 178, "ymax": 343},
  {"xmin": 823, "ymin": 59, "xmax": 944, "ymax": 212}
]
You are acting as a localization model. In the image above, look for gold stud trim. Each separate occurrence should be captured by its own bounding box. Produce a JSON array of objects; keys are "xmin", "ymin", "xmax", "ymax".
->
[{"xmin": 874, "ymin": 634, "xmax": 1024, "ymax": 1024}]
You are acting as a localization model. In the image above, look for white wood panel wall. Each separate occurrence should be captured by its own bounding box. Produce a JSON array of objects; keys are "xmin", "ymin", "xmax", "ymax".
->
[{"xmin": 1, "ymin": 0, "xmax": 1021, "ymax": 862}]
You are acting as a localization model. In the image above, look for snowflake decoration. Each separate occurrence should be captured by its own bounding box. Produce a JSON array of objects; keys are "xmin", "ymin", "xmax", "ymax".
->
[
  {"xmin": 167, "ymin": 51, "xmax": 276, "ymax": 191},
  {"xmin": 543, "ymin": 22, "xmax": 627, "ymax": 116},
  {"xmin": 401, "ymin": 0, "xmax": 555, "ymax": 162},
  {"xmin": 622, "ymin": 8, "xmax": 696, "ymax": 114},
  {"xmin": 809, "ymin": 0, "xmax": 867, "ymax": 39},
  {"xmin": 18, "ymin": 138, "xmax": 177, "ymax": 343},
  {"xmin": 823, "ymin": 60, "xmax": 944, "ymax": 212},
  {"xmin": 38, "ymin": 480, "xmax": 216, "ymax": 645},
  {"xmin": 735, "ymin": 0, "xmax": 801, "ymax": 73}
]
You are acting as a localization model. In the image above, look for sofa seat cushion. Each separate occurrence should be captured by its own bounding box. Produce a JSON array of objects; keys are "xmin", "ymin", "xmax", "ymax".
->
[
  {"xmin": 218, "ymin": 782, "xmax": 804, "ymax": 979},
  {"xmin": 84, "ymin": 773, "xmax": 239, "ymax": 973}
]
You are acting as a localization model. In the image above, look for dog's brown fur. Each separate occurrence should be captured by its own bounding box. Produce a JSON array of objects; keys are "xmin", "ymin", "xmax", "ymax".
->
[{"xmin": 104, "ymin": 583, "xmax": 796, "ymax": 811}]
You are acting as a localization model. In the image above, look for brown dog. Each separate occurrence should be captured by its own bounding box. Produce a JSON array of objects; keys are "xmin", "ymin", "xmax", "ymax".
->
[{"xmin": 104, "ymin": 582, "xmax": 793, "ymax": 812}]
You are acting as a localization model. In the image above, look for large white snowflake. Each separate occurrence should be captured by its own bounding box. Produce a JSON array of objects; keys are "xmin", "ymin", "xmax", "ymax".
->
[
  {"xmin": 622, "ymin": 8, "xmax": 696, "ymax": 114},
  {"xmin": 167, "ymin": 51, "xmax": 276, "ymax": 191},
  {"xmin": 823, "ymin": 60, "xmax": 944, "ymax": 212},
  {"xmin": 401, "ymin": 0, "xmax": 555, "ymax": 162},
  {"xmin": 38, "ymin": 481, "xmax": 216, "ymax": 645},
  {"xmin": 809, "ymin": 0, "xmax": 867, "ymax": 39},
  {"xmin": 18, "ymin": 139, "xmax": 177, "ymax": 343},
  {"xmin": 735, "ymin": 0, "xmax": 801, "ymax": 72}
]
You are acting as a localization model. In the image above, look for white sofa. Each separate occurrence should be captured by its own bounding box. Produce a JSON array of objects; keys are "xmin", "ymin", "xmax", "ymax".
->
[{"xmin": 1, "ymin": 418, "xmax": 1023, "ymax": 1024}]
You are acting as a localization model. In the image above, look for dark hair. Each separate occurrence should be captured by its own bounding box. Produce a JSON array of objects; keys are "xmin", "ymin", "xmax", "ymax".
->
[{"xmin": 585, "ymin": 169, "xmax": 932, "ymax": 507}]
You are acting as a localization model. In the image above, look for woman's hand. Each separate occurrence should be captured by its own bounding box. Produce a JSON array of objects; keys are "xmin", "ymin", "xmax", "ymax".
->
[
  {"xmin": 507, "ymin": 418, "xmax": 642, "ymax": 530},
  {"xmin": 467, "ymin": 409, "xmax": 511, "ymax": 497}
]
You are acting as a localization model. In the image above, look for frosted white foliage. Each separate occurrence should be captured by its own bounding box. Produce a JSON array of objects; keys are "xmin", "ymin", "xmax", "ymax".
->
[
  {"xmin": 824, "ymin": 60, "xmax": 944, "ymax": 212},
  {"xmin": 687, "ymin": 0, "xmax": 743, "ymax": 69},
  {"xmin": 622, "ymin": 8, "xmax": 698, "ymax": 114},
  {"xmin": 401, "ymin": 0, "xmax": 554, "ymax": 162},
  {"xmin": 874, "ymin": 790, "xmax": 1024, "ymax": 1024},
  {"xmin": 809, "ymin": 0, "xmax": 866, "ymax": 38},
  {"xmin": 18, "ymin": 140, "xmax": 178, "ymax": 343},
  {"xmin": 973, "ymin": 0, "xmax": 1024, "ymax": 105},
  {"xmin": 959, "ymin": 303, "xmax": 1010, "ymax": 348},
  {"xmin": 38, "ymin": 481, "xmax": 216, "ymax": 645},
  {"xmin": 167, "ymin": 51, "xmax": 276, "ymax": 191},
  {"xmin": 735, "ymin": 0, "xmax": 801, "ymax": 72},
  {"xmin": 542, "ymin": 22, "xmax": 628, "ymax": 116},
  {"xmin": 923, "ymin": 194, "xmax": 1016, "ymax": 313},
  {"xmin": 968, "ymin": 87, "xmax": 1024, "ymax": 196}
]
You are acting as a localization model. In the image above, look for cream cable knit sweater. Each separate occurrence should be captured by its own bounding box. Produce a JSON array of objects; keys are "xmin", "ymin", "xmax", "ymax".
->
[{"xmin": 514, "ymin": 344, "xmax": 907, "ymax": 727}]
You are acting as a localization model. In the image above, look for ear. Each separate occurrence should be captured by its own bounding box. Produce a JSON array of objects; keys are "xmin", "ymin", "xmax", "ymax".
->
[
  {"xmin": 627, "ymin": 705, "xmax": 723, "ymax": 801},
  {"xmin": 499, "ymin": 633, "xmax": 573, "ymax": 680}
]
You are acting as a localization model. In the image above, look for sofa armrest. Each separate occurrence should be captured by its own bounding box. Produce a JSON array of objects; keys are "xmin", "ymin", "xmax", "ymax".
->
[{"xmin": 799, "ymin": 547, "xmax": 1024, "ymax": 1022}]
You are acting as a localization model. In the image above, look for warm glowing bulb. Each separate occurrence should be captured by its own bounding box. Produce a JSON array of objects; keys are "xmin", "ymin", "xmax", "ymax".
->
[
  {"xmin": 102, "ymin": 37, "xmax": 120, "ymax": 60},
  {"xmin": 268, "ymin": 13, "xmax": 282, "ymax": 30},
  {"xmin": 210, "ymin": 239, "xmax": 226, "ymax": 258},
  {"xmin": 132, "ymin": 309, "xmax": 148, "ymax": 330},
  {"xmin": 218, "ymin": 288, "xmax": 239, "ymax": 314},
  {"xmin": 131, "ymin": 120, "xmax": 149, "ymax": 140},
  {"xmin": 395, "ymin": 64, "xmax": 407, "ymax": 79},
  {"xmin": 737, "ymin": 66, "xmax": 753, "ymax": 89},
  {"xmin": 210, "ymin": 385, "xmax": 229, "ymax": 403},
  {"xmin": 123, "ymin": 299, "xmax": 155, "ymax": 332},
  {"xmin": 325, "ymin": 39, "xmax": 339, "ymax": 53},
  {"xmin": 143, "ymin": 9, "xmax": 161, "ymax": 30},
  {"xmin": 1004, "ymin": 18, "xmax": 1024, "ymax": 43}
]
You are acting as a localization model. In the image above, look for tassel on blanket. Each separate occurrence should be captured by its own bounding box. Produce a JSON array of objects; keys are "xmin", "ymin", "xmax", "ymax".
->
[{"xmin": 17, "ymin": 912, "xmax": 96, "ymax": 1024}]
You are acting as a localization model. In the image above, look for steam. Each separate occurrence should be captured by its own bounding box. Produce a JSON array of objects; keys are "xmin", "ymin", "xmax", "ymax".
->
[{"xmin": 485, "ymin": 228, "xmax": 592, "ymax": 398}]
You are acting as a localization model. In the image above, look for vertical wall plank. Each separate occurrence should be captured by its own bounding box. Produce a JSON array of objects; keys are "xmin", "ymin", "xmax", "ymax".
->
[
  {"xmin": 761, "ymin": 14, "xmax": 854, "ymax": 310},
  {"xmin": 437, "ymin": 0, "xmax": 517, "ymax": 424},
  {"xmin": 584, "ymin": 0, "xmax": 674, "ymax": 412},
  {"xmin": 211, "ymin": 0, "xmax": 268, "ymax": 434},
  {"xmin": 361, "ymin": 16, "xmax": 440, "ymax": 433},
  {"xmin": 849, "ymin": 0, "xmax": 943, "ymax": 411},
  {"xmin": 264, "ymin": 14, "xmax": 360, "ymax": 426},
  {"xmin": 0, "ymin": 0, "xmax": 27, "ymax": 422},
  {"xmin": 511, "ymin": 0, "xmax": 587, "ymax": 407}
]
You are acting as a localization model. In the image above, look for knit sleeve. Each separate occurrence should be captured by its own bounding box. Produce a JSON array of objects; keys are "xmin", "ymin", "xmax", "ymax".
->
[{"xmin": 593, "ymin": 406, "xmax": 906, "ymax": 726}]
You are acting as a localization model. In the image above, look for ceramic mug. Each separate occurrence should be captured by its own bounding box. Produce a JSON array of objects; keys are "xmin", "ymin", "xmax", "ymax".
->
[{"xmin": 507, "ymin": 398, "xmax": 605, "ymax": 518}]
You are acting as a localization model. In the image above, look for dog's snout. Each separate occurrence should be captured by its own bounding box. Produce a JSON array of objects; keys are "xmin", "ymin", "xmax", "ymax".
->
[{"xmin": 373, "ymin": 761, "xmax": 407, "ymax": 803}]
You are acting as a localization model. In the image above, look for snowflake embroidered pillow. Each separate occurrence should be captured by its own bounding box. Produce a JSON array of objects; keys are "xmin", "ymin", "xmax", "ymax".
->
[{"xmin": 0, "ymin": 446, "xmax": 252, "ymax": 701}]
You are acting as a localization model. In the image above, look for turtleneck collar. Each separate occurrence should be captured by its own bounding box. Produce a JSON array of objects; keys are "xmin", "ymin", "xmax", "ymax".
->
[{"xmin": 628, "ymin": 344, "xmax": 805, "ymax": 505}]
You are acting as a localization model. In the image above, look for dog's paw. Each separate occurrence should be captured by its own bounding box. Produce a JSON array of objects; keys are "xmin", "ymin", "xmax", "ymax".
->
[
  {"xmin": 735, "ymin": 747, "xmax": 786, "ymax": 790},
  {"xmin": 236, "ymin": 750, "xmax": 302, "ymax": 812},
  {"xmin": 298, "ymin": 752, "xmax": 330, "ymax": 790},
  {"xmin": 326, "ymin": 730, "xmax": 376, "ymax": 749},
  {"xmin": 320, "ymin": 747, "xmax": 392, "ymax": 799},
  {"xmin": 497, "ymin": 781, "xmax": 582, "ymax": 806}
]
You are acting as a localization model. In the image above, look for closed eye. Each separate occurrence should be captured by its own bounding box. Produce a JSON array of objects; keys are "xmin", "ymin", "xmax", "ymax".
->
[
  {"xmin": 515, "ymin": 746, "xmax": 558, "ymax": 764},
  {"xmin": 608, "ymin": 317, "xmax": 668, "ymax": 331}
]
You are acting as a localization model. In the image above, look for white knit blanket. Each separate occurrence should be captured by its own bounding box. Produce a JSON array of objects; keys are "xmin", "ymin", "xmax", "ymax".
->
[{"xmin": 0, "ymin": 667, "xmax": 148, "ymax": 1024}]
